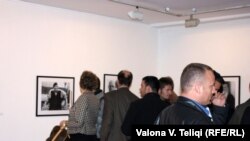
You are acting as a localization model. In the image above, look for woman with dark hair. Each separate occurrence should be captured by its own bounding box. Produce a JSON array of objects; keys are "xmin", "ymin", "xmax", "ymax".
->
[{"xmin": 60, "ymin": 71, "xmax": 99, "ymax": 141}]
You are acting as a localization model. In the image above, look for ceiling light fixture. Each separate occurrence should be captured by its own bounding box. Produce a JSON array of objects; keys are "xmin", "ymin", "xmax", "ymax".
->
[
  {"xmin": 110, "ymin": 0, "xmax": 250, "ymax": 27},
  {"xmin": 185, "ymin": 8, "xmax": 200, "ymax": 28},
  {"xmin": 185, "ymin": 15, "xmax": 200, "ymax": 28},
  {"xmin": 128, "ymin": 6, "xmax": 144, "ymax": 21}
]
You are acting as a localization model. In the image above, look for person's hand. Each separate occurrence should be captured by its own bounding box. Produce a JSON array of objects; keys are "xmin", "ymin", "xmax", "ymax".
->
[{"xmin": 211, "ymin": 92, "xmax": 226, "ymax": 107}]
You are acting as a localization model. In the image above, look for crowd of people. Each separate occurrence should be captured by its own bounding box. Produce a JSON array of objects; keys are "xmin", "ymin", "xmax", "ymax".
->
[{"xmin": 48, "ymin": 62, "xmax": 250, "ymax": 141}]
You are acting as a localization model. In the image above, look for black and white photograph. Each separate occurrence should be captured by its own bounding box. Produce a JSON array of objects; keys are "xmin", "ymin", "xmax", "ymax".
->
[
  {"xmin": 36, "ymin": 76, "xmax": 75, "ymax": 116},
  {"xmin": 222, "ymin": 76, "xmax": 241, "ymax": 107},
  {"xmin": 103, "ymin": 74, "xmax": 117, "ymax": 93}
]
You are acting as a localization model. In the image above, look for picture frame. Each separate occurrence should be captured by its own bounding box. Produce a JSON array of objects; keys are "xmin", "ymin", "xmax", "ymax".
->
[
  {"xmin": 36, "ymin": 76, "xmax": 75, "ymax": 116},
  {"xmin": 103, "ymin": 74, "xmax": 117, "ymax": 93},
  {"xmin": 222, "ymin": 76, "xmax": 241, "ymax": 107}
]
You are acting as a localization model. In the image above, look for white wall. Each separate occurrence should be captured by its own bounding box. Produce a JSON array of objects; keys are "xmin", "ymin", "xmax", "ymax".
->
[
  {"xmin": 158, "ymin": 18, "xmax": 250, "ymax": 104},
  {"xmin": 1, "ymin": 0, "xmax": 250, "ymax": 141},
  {"xmin": 0, "ymin": 1, "xmax": 158, "ymax": 141}
]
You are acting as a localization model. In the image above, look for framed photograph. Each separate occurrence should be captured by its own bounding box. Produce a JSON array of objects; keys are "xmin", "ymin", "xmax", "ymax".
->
[
  {"xmin": 222, "ymin": 76, "xmax": 241, "ymax": 107},
  {"xmin": 103, "ymin": 74, "xmax": 117, "ymax": 93},
  {"xmin": 36, "ymin": 76, "xmax": 75, "ymax": 116}
]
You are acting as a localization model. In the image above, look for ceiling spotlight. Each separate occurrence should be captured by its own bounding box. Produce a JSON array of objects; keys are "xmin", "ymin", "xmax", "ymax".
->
[
  {"xmin": 185, "ymin": 15, "xmax": 200, "ymax": 28},
  {"xmin": 128, "ymin": 6, "xmax": 143, "ymax": 21},
  {"xmin": 192, "ymin": 8, "xmax": 197, "ymax": 13},
  {"xmin": 165, "ymin": 7, "xmax": 170, "ymax": 12}
]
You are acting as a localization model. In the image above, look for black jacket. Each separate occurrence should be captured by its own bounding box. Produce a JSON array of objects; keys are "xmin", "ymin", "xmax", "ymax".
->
[
  {"xmin": 229, "ymin": 99, "xmax": 250, "ymax": 124},
  {"xmin": 121, "ymin": 92, "xmax": 170, "ymax": 136},
  {"xmin": 159, "ymin": 96, "xmax": 227, "ymax": 125}
]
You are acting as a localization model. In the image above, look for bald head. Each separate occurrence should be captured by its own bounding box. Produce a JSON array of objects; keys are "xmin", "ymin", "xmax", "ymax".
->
[
  {"xmin": 117, "ymin": 70, "xmax": 133, "ymax": 87},
  {"xmin": 180, "ymin": 63, "xmax": 216, "ymax": 105},
  {"xmin": 180, "ymin": 63, "xmax": 213, "ymax": 93}
]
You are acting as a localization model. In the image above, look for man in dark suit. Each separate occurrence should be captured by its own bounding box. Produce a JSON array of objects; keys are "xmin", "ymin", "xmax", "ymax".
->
[
  {"xmin": 229, "ymin": 82, "xmax": 250, "ymax": 124},
  {"xmin": 159, "ymin": 63, "xmax": 227, "ymax": 125},
  {"xmin": 213, "ymin": 70, "xmax": 235, "ymax": 123},
  {"xmin": 47, "ymin": 82, "xmax": 67, "ymax": 110},
  {"xmin": 100, "ymin": 70, "xmax": 138, "ymax": 141},
  {"xmin": 121, "ymin": 76, "xmax": 170, "ymax": 137}
]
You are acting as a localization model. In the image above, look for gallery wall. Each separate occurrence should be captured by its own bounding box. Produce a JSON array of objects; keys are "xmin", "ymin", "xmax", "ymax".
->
[
  {"xmin": 0, "ymin": 1, "xmax": 158, "ymax": 141},
  {"xmin": 1, "ymin": 1, "xmax": 250, "ymax": 141},
  {"xmin": 158, "ymin": 18, "xmax": 250, "ymax": 104}
]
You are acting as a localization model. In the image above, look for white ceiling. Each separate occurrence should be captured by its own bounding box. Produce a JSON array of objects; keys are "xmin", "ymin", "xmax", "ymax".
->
[{"xmin": 21, "ymin": 0, "xmax": 250, "ymax": 26}]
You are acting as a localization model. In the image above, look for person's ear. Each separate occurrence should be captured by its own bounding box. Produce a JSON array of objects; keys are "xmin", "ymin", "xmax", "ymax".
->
[
  {"xmin": 158, "ymin": 89, "xmax": 161, "ymax": 94},
  {"xmin": 146, "ymin": 85, "xmax": 152, "ymax": 93},
  {"xmin": 115, "ymin": 80, "xmax": 119, "ymax": 88},
  {"xmin": 194, "ymin": 83, "xmax": 202, "ymax": 95}
]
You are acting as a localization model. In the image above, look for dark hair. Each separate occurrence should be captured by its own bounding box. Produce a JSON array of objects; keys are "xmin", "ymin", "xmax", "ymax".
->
[
  {"xmin": 213, "ymin": 70, "xmax": 225, "ymax": 93},
  {"xmin": 142, "ymin": 76, "xmax": 159, "ymax": 93},
  {"xmin": 94, "ymin": 76, "xmax": 102, "ymax": 94},
  {"xmin": 117, "ymin": 70, "xmax": 133, "ymax": 87},
  {"xmin": 159, "ymin": 77, "xmax": 174, "ymax": 90},
  {"xmin": 96, "ymin": 76, "xmax": 101, "ymax": 89},
  {"xmin": 53, "ymin": 82, "xmax": 58, "ymax": 88},
  {"xmin": 181, "ymin": 63, "xmax": 213, "ymax": 93},
  {"xmin": 79, "ymin": 71, "xmax": 98, "ymax": 91}
]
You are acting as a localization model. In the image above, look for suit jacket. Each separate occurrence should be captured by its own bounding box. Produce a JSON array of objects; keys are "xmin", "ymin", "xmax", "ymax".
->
[
  {"xmin": 100, "ymin": 87, "xmax": 138, "ymax": 141},
  {"xmin": 229, "ymin": 99, "xmax": 250, "ymax": 124},
  {"xmin": 121, "ymin": 92, "xmax": 170, "ymax": 136},
  {"xmin": 159, "ymin": 96, "xmax": 227, "ymax": 125}
]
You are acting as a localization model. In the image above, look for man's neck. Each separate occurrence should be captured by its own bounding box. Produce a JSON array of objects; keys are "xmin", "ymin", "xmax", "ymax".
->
[{"xmin": 118, "ymin": 85, "xmax": 128, "ymax": 89}]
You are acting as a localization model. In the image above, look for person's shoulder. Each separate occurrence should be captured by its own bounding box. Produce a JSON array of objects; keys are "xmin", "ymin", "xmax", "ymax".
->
[
  {"xmin": 48, "ymin": 89, "xmax": 53, "ymax": 93},
  {"xmin": 163, "ymin": 100, "xmax": 171, "ymax": 107},
  {"xmin": 140, "ymin": 93, "xmax": 157, "ymax": 101},
  {"xmin": 82, "ymin": 93, "xmax": 98, "ymax": 102},
  {"xmin": 77, "ymin": 94, "xmax": 86, "ymax": 100},
  {"xmin": 160, "ymin": 102, "xmax": 188, "ymax": 118},
  {"xmin": 95, "ymin": 91, "xmax": 104, "ymax": 99},
  {"xmin": 131, "ymin": 93, "xmax": 139, "ymax": 100},
  {"xmin": 130, "ymin": 97, "xmax": 143, "ymax": 106},
  {"xmin": 160, "ymin": 104, "xmax": 173, "ymax": 115},
  {"xmin": 74, "ymin": 94, "xmax": 87, "ymax": 104},
  {"xmin": 117, "ymin": 87, "xmax": 133, "ymax": 94},
  {"xmin": 105, "ymin": 88, "xmax": 130, "ymax": 96},
  {"xmin": 59, "ymin": 89, "xmax": 66, "ymax": 94},
  {"xmin": 103, "ymin": 91, "xmax": 117, "ymax": 101},
  {"xmin": 235, "ymin": 100, "xmax": 250, "ymax": 110},
  {"xmin": 122, "ymin": 89, "xmax": 137, "ymax": 98},
  {"xmin": 105, "ymin": 90, "xmax": 117, "ymax": 96},
  {"xmin": 127, "ymin": 99, "xmax": 140, "ymax": 110}
]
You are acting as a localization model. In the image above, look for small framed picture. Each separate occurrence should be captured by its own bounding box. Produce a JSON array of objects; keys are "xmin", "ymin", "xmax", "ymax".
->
[
  {"xmin": 36, "ymin": 76, "xmax": 75, "ymax": 116},
  {"xmin": 222, "ymin": 76, "xmax": 241, "ymax": 107},
  {"xmin": 103, "ymin": 74, "xmax": 117, "ymax": 93}
]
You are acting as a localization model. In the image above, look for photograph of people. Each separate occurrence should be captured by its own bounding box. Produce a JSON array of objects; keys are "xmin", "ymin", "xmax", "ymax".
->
[{"xmin": 47, "ymin": 82, "xmax": 68, "ymax": 110}]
